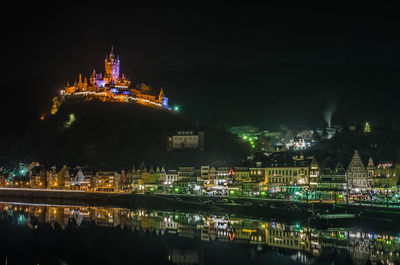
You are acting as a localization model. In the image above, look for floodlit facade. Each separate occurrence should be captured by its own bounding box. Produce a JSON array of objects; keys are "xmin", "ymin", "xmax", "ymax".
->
[
  {"xmin": 95, "ymin": 171, "xmax": 120, "ymax": 192},
  {"xmin": 264, "ymin": 166, "xmax": 309, "ymax": 191},
  {"xmin": 168, "ymin": 131, "xmax": 205, "ymax": 150},
  {"xmin": 346, "ymin": 150, "xmax": 369, "ymax": 192},
  {"xmin": 165, "ymin": 170, "xmax": 178, "ymax": 186},
  {"xmin": 373, "ymin": 162, "xmax": 400, "ymax": 192},
  {"xmin": 233, "ymin": 167, "xmax": 250, "ymax": 182}
]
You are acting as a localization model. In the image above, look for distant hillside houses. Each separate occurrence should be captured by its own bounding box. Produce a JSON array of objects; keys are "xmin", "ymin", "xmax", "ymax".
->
[{"xmin": 229, "ymin": 125, "xmax": 340, "ymax": 152}]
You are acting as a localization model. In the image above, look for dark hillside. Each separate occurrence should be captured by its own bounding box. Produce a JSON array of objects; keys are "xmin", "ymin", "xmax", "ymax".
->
[
  {"xmin": 0, "ymin": 99, "xmax": 249, "ymax": 168},
  {"xmin": 305, "ymin": 128, "xmax": 400, "ymax": 165}
]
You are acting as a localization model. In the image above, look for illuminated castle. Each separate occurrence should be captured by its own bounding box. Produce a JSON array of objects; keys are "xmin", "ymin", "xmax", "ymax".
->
[{"xmin": 61, "ymin": 47, "xmax": 170, "ymax": 110}]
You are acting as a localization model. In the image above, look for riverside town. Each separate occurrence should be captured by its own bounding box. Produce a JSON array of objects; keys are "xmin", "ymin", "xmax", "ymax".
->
[
  {"xmin": 1, "ymin": 148, "xmax": 399, "ymax": 207},
  {"xmin": 3, "ymin": 6, "xmax": 400, "ymax": 265}
]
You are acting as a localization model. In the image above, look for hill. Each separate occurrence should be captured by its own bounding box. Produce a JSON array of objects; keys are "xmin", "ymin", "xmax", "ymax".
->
[
  {"xmin": 0, "ymin": 99, "xmax": 249, "ymax": 168},
  {"xmin": 305, "ymin": 127, "xmax": 400, "ymax": 165}
]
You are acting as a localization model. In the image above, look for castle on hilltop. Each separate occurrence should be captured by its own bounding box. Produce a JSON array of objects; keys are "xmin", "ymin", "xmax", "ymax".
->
[{"xmin": 60, "ymin": 47, "xmax": 170, "ymax": 110}]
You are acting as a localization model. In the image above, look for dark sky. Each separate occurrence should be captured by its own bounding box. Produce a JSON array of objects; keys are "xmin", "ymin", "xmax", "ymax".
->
[{"xmin": 3, "ymin": 6, "xmax": 400, "ymax": 129}]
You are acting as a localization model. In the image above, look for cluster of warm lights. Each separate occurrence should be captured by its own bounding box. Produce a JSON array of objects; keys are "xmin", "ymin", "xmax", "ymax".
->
[
  {"xmin": 65, "ymin": 91, "xmax": 107, "ymax": 97},
  {"xmin": 125, "ymin": 95, "xmax": 163, "ymax": 107},
  {"xmin": 64, "ymin": 91, "xmax": 164, "ymax": 108}
]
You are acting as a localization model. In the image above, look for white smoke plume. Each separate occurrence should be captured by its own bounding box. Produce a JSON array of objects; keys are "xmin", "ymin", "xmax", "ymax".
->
[{"xmin": 323, "ymin": 103, "xmax": 337, "ymax": 128}]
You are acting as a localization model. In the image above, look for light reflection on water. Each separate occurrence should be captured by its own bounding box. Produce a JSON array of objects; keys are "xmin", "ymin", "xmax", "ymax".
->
[{"xmin": 0, "ymin": 202, "xmax": 399, "ymax": 265}]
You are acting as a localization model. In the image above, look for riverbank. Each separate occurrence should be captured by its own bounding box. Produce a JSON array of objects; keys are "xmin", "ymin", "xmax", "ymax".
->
[{"xmin": 0, "ymin": 188, "xmax": 399, "ymax": 225}]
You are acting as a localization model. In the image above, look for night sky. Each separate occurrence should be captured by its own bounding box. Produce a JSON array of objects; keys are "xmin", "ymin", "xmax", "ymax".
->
[{"xmin": 3, "ymin": 6, "xmax": 400, "ymax": 129}]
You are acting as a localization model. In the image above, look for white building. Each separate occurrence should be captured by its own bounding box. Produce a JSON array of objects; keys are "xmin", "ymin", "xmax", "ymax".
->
[
  {"xmin": 165, "ymin": 170, "xmax": 178, "ymax": 185},
  {"xmin": 168, "ymin": 131, "xmax": 204, "ymax": 150},
  {"xmin": 346, "ymin": 150, "xmax": 369, "ymax": 192}
]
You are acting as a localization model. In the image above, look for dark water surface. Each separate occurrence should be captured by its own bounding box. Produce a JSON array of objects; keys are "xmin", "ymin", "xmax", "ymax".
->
[{"xmin": 0, "ymin": 201, "xmax": 399, "ymax": 265}]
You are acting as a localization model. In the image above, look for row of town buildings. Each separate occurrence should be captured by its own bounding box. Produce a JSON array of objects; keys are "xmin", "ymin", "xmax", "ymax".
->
[{"xmin": 0, "ymin": 150, "xmax": 398, "ymax": 196}]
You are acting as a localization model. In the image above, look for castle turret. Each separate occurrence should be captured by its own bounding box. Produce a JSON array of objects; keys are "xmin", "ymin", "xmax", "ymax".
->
[
  {"xmin": 158, "ymin": 88, "xmax": 164, "ymax": 103},
  {"xmin": 90, "ymin": 69, "xmax": 96, "ymax": 85},
  {"xmin": 105, "ymin": 46, "xmax": 120, "ymax": 81},
  {"xmin": 83, "ymin": 77, "xmax": 88, "ymax": 90},
  {"xmin": 77, "ymin": 73, "xmax": 83, "ymax": 91}
]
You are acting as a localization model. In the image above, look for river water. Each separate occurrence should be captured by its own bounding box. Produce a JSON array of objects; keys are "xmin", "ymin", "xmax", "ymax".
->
[{"xmin": 0, "ymin": 201, "xmax": 398, "ymax": 265}]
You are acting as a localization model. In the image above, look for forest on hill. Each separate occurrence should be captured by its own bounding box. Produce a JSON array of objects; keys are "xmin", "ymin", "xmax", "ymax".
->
[{"xmin": 0, "ymin": 99, "xmax": 249, "ymax": 169}]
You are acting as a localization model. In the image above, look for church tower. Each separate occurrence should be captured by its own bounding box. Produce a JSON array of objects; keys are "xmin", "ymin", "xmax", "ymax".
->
[
  {"xmin": 104, "ymin": 46, "xmax": 120, "ymax": 81},
  {"xmin": 367, "ymin": 157, "xmax": 375, "ymax": 177},
  {"xmin": 367, "ymin": 157, "xmax": 375, "ymax": 187}
]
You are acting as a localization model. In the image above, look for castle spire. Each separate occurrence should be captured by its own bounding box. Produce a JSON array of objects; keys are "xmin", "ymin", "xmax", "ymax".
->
[
  {"xmin": 158, "ymin": 88, "xmax": 164, "ymax": 103},
  {"xmin": 105, "ymin": 46, "xmax": 119, "ymax": 81},
  {"xmin": 109, "ymin": 46, "xmax": 115, "ymax": 59},
  {"xmin": 77, "ymin": 73, "xmax": 83, "ymax": 90}
]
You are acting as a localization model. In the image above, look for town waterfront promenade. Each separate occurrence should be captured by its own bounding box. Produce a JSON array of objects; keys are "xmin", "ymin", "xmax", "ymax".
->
[{"xmin": 0, "ymin": 188, "xmax": 399, "ymax": 223}]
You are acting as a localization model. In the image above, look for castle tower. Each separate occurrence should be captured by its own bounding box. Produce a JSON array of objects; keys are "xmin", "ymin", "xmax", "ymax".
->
[
  {"xmin": 83, "ymin": 77, "xmax": 88, "ymax": 90},
  {"xmin": 90, "ymin": 69, "xmax": 96, "ymax": 85},
  {"xmin": 105, "ymin": 46, "xmax": 120, "ymax": 81},
  {"xmin": 158, "ymin": 88, "xmax": 164, "ymax": 103},
  {"xmin": 77, "ymin": 73, "xmax": 83, "ymax": 90}
]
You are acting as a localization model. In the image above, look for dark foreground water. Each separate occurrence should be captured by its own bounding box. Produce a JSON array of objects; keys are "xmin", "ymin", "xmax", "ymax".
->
[{"xmin": 0, "ymin": 201, "xmax": 399, "ymax": 265}]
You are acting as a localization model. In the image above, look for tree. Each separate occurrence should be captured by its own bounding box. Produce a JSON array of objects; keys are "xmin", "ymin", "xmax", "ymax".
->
[
  {"xmin": 255, "ymin": 136, "xmax": 272, "ymax": 152},
  {"xmin": 334, "ymin": 127, "xmax": 340, "ymax": 137},
  {"xmin": 364, "ymin": 122, "xmax": 371, "ymax": 133}
]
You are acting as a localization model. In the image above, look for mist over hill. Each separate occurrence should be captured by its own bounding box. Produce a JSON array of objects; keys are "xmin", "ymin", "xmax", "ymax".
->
[{"xmin": 0, "ymin": 99, "xmax": 249, "ymax": 168}]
